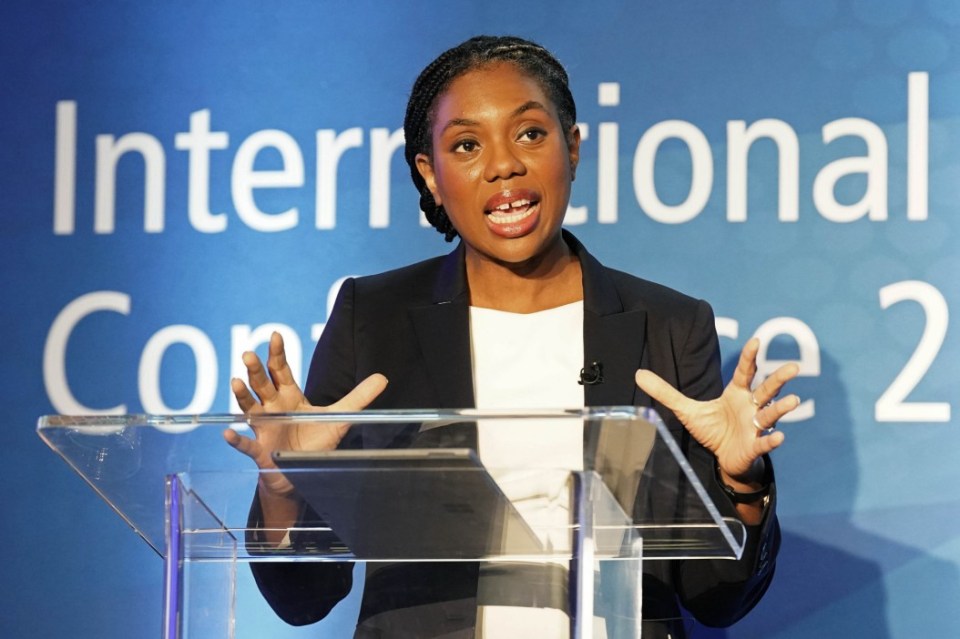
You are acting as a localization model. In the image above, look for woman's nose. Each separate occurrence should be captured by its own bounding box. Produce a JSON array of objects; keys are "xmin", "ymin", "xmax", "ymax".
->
[{"xmin": 483, "ymin": 141, "xmax": 526, "ymax": 182}]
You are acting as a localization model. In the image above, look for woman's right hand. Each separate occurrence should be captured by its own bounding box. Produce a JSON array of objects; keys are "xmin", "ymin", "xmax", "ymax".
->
[{"xmin": 223, "ymin": 331, "xmax": 388, "ymax": 498}]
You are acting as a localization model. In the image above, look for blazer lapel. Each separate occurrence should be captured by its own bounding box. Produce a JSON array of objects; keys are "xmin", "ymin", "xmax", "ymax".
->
[
  {"xmin": 569, "ymin": 232, "xmax": 648, "ymax": 407},
  {"xmin": 409, "ymin": 243, "xmax": 476, "ymax": 409},
  {"xmin": 583, "ymin": 310, "xmax": 648, "ymax": 406},
  {"xmin": 568, "ymin": 232, "xmax": 651, "ymax": 493}
]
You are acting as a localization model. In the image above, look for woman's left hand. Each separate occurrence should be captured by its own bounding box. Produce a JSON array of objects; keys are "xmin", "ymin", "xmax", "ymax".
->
[{"xmin": 634, "ymin": 338, "xmax": 800, "ymax": 482}]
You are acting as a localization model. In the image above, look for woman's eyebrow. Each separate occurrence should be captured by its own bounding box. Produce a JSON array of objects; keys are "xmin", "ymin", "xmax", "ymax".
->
[
  {"xmin": 439, "ymin": 101, "xmax": 550, "ymax": 134},
  {"xmin": 513, "ymin": 100, "xmax": 547, "ymax": 117},
  {"xmin": 440, "ymin": 117, "xmax": 480, "ymax": 133}
]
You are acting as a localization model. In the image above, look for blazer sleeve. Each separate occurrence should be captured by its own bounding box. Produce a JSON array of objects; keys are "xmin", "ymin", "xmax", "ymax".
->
[
  {"xmin": 247, "ymin": 279, "xmax": 361, "ymax": 626},
  {"xmin": 669, "ymin": 300, "xmax": 781, "ymax": 627},
  {"xmin": 305, "ymin": 277, "xmax": 360, "ymax": 405}
]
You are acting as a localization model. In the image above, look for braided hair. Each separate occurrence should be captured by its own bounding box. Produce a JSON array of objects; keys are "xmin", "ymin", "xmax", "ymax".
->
[{"xmin": 403, "ymin": 36, "xmax": 577, "ymax": 241}]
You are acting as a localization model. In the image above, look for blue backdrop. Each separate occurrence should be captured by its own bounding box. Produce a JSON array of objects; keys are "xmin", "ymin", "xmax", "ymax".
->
[{"xmin": 4, "ymin": 1, "xmax": 960, "ymax": 637}]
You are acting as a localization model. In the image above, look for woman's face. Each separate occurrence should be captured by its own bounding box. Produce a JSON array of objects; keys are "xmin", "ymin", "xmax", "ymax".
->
[{"xmin": 416, "ymin": 62, "xmax": 580, "ymax": 268}]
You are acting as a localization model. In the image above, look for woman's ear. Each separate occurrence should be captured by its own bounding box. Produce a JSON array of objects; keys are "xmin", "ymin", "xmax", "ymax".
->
[
  {"xmin": 567, "ymin": 125, "xmax": 581, "ymax": 181},
  {"xmin": 415, "ymin": 153, "xmax": 441, "ymax": 206}
]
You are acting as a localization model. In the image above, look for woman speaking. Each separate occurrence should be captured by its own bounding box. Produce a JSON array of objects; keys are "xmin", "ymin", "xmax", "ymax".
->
[{"xmin": 225, "ymin": 35, "xmax": 800, "ymax": 639}]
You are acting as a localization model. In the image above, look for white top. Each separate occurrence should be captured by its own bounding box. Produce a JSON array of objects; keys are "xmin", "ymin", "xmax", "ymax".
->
[
  {"xmin": 469, "ymin": 300, "xmax": 585, "ymax": 474},
  {"xmin": 470, "ymin": 300, "xmax": 585, "ymax": 412},
  {"xmin": 468, "ymin": 301, "xmax": 595, "ymax": 637}
]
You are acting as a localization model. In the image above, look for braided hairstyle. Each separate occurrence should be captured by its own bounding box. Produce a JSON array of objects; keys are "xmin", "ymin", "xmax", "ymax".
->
[{"xmin": 403, "ymin": 36, "xmax": 577, "ymax": 241}]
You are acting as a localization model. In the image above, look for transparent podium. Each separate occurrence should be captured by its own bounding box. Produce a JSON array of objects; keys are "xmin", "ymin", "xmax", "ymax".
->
[{"xmin": 38, "ymin": 407, "xmax": 746, "ymax": 639}]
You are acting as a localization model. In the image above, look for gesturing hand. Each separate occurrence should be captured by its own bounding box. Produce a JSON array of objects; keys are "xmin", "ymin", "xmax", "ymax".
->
[
  {"xmin": 223, "ymin": 331, "xmax": 388, "ymax": 498},
  {"xmin": 634, "ymin": 338, "xmax": 800, "ymax": 482}
]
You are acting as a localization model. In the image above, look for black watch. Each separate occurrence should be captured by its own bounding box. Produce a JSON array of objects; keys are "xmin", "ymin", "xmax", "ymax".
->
[
  {"xmin": 720, "ymin": 481, "xmax": 770, "ymax": 504},
  {"xmin": 717, "ymin": 462, "xmax": 772, "ymax": 505}
]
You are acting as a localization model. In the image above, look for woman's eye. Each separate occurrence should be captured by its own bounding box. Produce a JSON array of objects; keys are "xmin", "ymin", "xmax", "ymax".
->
[
  {"xmin": 453, "ymin": 140, "xmax": 478, "ymax": 153},
  {"xmin": 520, "ymin": 128, "xmax": 546, "ymax": 142}
]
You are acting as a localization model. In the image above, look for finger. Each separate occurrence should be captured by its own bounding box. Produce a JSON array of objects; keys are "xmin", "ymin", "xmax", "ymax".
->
[
  {"xmin": 223, "ymin": 427, "xmax": 246, "ymax": 450},
  {"xmin": 753, "ymin": 429, "xmax": 786, "ymax": 455},
  {"xmin": 231, "ymin": 378, "xmax": 262, "ymax": 413},
  {"xmin": 731, "ymin": 338, "xmax": 760, "ymax": 390},
  {"xmin": 757, "ymin": 394, "xmax": 801, "ymax": 426},
  {"xmin": 223, "ymin": 428, "xmax": 270, "ymax": 465},
  {"xmin": 243, "ymin": 351, "xmax": 278, "ymax": 404},
  {"xmin": 266, "ymin": 332, "xmax": 297, "ymax": 387},
  {"xmin": 753, "ymin": 362, "xmax": 800, "ymax": 405},
  {"xmin": 634, "ymin": 369, "xmax": 688, "ymax": 414},
  {"xmin": 329, "ymin": 373, "xmax": 389, "ymax": 412}
]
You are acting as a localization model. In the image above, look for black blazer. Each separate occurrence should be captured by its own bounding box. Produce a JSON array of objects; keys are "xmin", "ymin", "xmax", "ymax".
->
[{"xmin": 251, "ymin": 231, "xmax": 779, "ymax": 637}]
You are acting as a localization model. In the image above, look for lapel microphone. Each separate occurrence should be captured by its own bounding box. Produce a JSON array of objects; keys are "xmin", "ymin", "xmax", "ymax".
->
[{"xmin": 578, "ymin": 361, "xmax": 604, "ymax": 386}]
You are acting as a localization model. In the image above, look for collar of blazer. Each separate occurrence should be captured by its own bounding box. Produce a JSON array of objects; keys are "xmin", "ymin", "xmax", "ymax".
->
[{"xmin": 409, "ymin": 230, "xmax": 649, "ymax": 409}]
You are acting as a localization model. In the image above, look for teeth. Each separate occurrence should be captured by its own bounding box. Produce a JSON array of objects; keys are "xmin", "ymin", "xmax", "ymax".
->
[
  {"xmin": 488, "ymin": 201, "xmax": 537, "ymax": 224},
  {"xmin": 493, "ymin": 199, "xmax": 531, "ymax": 211}
]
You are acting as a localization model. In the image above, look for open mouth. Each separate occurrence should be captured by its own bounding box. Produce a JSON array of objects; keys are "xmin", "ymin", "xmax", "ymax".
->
[
  {"xmin": 487, "ymin": 198, "xmax": 539, "ymax": 225},
  {"xmin": 483, "ymin": 190, "xmax": 542, "ymax": 238}
]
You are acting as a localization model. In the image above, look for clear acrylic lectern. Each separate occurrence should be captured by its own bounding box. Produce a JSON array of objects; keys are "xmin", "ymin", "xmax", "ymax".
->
[{"xmin": 38, "ymin": 408, "xmax": 746, "ymax": 639}]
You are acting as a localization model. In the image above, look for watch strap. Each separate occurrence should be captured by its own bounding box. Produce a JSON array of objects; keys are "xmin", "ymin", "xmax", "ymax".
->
[{"xmin": 717, "ymin": 461, "xmax": 773, "ymax": 504}]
